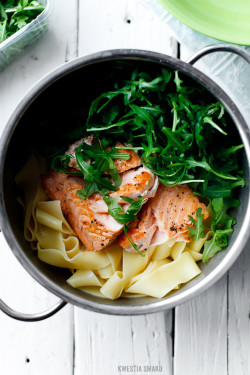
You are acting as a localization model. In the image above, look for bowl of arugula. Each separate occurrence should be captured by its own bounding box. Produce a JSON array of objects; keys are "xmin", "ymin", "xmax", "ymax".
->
[
  {"xmin": 0, "ymin": 45, "xmax": 249, "ymax": 320},
  {"xmin": 0, "ymin": 0, "xmax": 49, "ymax": 71}
]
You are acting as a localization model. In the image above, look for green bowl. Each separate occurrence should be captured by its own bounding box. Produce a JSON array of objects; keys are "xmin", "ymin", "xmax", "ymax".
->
[{"xmin": 159, "ymin": 0, "xmax": 250, "ymax": 45}]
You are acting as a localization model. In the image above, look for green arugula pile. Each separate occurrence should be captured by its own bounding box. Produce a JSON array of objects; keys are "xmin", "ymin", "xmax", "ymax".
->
[
  {"xmin": 0, "ymin": 0, "xmax": 44, "ymax": 43},
  {"xmin": 52, "ymin": 62, "xmax": 244, "ymax": 262}
]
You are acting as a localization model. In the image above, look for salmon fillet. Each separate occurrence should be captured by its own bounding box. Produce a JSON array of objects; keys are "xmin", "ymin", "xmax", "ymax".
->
[
  {"xmin": 65, "ymin": 136, "xmax": 142, "ymax": 174},
  {"xmin": 42, "ymin": 165, "xmax": 158, "ymax": 251},
  {"xmin": 42, "ymin": 170, "xmax": 124, "ymax": 251},
  {"xmin": 118, "ymin": 184, "xmax": 209, "ymax": 252}
]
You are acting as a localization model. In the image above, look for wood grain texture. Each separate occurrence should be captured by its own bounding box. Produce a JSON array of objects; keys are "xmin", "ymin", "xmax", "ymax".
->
[
  {"xmin": 228, "ymin": 244, "xmax": 250, "ymax": 375},
  {"xmin": 78, "ymin": 0, "xmax": 177, "ymax": 56},
  {"xmin": 74, "ymin": 309, "xmax": 173, "ymax": 375},
  {"xmin": 174, "ymin": 276, "xmax": 228, "ymax": 375}
]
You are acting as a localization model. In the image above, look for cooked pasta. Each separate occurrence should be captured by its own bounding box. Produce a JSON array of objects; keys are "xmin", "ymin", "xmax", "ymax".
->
[{"xmin": 16, "ymin": 155, "xmax": 212, "ymax": 300}]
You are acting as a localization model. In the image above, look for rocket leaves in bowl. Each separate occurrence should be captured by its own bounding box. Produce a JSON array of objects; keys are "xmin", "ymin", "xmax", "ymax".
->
[{"xmin": 0, "ymin": 0, "xmax": 45, "ymax": 44}]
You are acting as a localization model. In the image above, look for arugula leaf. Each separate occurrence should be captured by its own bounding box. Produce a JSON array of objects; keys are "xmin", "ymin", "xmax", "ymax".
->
[
  {"xmin": 211, "ymin": 197, "xmax": 239, "ymax": 236},
  {"xmin": 201, "ymin": 197, "xmax": 239, "ymax": 262},
  {"xmin": 124, "ymin": 224, "xmax": 145, "ymax": 257},
  {"xmin": 186, "ymin": 157, "xmax": 238, "ymax": 181},
  {"xmin": 161, "ymin": 127, "xmax": 186, "ymax": 153},
  {"xmin": 203, "ymin": 117, "xmax": 227, "ymax": 135},
  {"xmin": 51, "ymin": 155, "xmax": 82, "ymax": 176},
  {"xmin": 103, "ymin": 195, "xmax": 144, "ymax": 224},
  {"xmin": 75, "ymin": 145, "xmax": 117, "ymax": 195},
  {"xmin": 202, "ymin": 239, "xmax": 221, "ymax": 263},
  {"xmin": 76, "ymin": 181, "xmax": 109, "ymax": 200},
  {"xmin": 103, "ymin": 195, "xmax": 145, "ymax": 256},
  {"xmin": 187, "ymin": 208, "xmax": 205, "ymax": 241}
]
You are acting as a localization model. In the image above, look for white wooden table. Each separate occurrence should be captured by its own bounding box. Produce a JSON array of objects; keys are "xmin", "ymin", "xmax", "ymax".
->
[{"xmin": 0, "ymin": 1, "xmax": 250, "ymax": 374}]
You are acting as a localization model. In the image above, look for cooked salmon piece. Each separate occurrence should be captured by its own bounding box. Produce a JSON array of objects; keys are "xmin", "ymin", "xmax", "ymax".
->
[
  {"xmin": 65, "ymin": 136, "xmax": 142, "ymax": 174},
  {"xmin": 111, "ymin": 166, "xmax": 159, "ymax": 201},
  {"xmin": 44, "ymin": 138, "xmax": 158, "ymax": 251},
  {"xmin": 42, "ymin": 166, "xmax": 158, "ymax": 251},
  {"xmin": 42, "ymin": 170, "xmax": 124, "ymax": 251},
  {"xmin": 110, "ymin": 143, "xmax": 142, "ymax": 174},
  {"xmin": 118, "ymin": 184, "xmax": 209, "ymax": 252}
]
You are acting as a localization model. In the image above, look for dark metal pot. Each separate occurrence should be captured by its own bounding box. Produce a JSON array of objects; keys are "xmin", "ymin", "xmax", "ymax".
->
[{"xmin": 0, "ymin": 44, "xmax": 250, "ymax": 321}]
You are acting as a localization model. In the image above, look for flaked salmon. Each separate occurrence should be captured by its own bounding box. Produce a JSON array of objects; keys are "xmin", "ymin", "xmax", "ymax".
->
[
  {"xmin": 65, "ymin": 136, "xmax": 142, "ymax": 174},
  {"xmin": 118, "ymin": 184, "xmax": 209, "ymax": 252}
]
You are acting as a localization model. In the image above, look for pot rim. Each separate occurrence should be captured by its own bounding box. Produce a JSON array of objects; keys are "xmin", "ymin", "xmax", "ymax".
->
[{"xmin": 1, "ymin": 48, "xmax": 250, "ymax": 315}]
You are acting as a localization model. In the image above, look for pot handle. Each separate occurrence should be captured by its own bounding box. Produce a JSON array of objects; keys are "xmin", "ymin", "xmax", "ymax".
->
[
  {"xmin": 0, "ymin": 298, "xmax": 67, "ymax": 322},
  {"xmin": 186, "ymin": 43, "xmax": 250, "ymax": 65}
]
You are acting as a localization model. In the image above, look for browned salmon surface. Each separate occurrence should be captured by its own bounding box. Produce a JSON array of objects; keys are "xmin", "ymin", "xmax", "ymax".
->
[
  {"xmin": 111, "ymin": 166, "xmax": 158, "ymax": 201},
  {"xmin": 66, "ymin": 137, "xmax": 142, "ymax": 174},
  {"xmin": 112, "ymin": 144, "xmax": 142, "ymax": 174},
  {"xmin": 42, "ymin": 170, "xmax": 124, "ymax": 251},
  {"xmin": 118, "ymin": 184, "xmax": 209, "ymax": 252}
]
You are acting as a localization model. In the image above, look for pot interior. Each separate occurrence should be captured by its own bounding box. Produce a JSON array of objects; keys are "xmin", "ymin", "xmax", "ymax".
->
[{"xmin": 1, "ymin": 54, "xmax": 250, "ymax": 314}]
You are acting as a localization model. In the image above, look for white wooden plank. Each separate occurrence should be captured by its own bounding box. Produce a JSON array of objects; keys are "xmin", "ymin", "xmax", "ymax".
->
[
  {"xmin": 174, "ymin": 276, "xmax": 228, "ymax": 375},
  {"xmin": 228, "ymin": 244, "xmax": 250, "ymax": 375},
  {"xmin": 78, "ymin": 0, "xmax": 177, "ymax": 56},
  {"xmin": 0, "ymin": 1, "xmax": 78, "ymax": 374},
  {"xmin": 74, "ymin": 309, "xmax": 173, "ymax": 375}
]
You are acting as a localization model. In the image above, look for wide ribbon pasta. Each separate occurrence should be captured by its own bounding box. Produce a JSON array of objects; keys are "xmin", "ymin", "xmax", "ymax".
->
[{"xmin": 18, "ymin": 155, "xmax": 210, "ymax": 300}]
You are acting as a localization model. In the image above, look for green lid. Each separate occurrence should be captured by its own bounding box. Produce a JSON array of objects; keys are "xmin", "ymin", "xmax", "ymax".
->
[{"xmin": 159, "ymin": 0, "xmax": 250, "ymax": 45}]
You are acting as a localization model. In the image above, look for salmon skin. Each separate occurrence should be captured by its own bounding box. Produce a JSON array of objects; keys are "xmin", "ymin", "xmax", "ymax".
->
[
  {"xmin": 65, "ymin": 136, "xmax": 142, "ymax": 174},
  {"xmin": 118, "ymin": 184, "xmax": 209, "ymax": 252}
]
